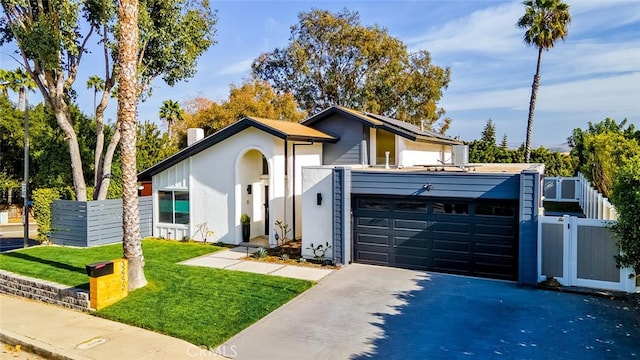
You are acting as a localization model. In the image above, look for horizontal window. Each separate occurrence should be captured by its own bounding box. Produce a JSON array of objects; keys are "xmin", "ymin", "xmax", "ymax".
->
[
  {"xmin": 158, "ymin": 190, "xmax": 189, "ymax": 224},
  {"xmin": 476, "ymin": 204, "xmax": 515, "ymax": 217},
  {"xmin": 358, "ymin": 199, "xmax": 389, "ymax": 210},
  {"xmin": 395, "ymin": 200, "xmax": 427, "ymax": 212},
  {"xmin": 433, "ymin": 202, "xmax": 469, "ymax": 215}
]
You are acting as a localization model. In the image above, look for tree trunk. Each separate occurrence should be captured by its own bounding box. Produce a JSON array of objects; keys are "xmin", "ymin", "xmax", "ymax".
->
[
  {"xmin": 95, "ymin": 126, "xmax": 120, "ymax": 200},
  {"xmin": 118, "ymin": 0, "xmax": 147, "ymax": 290},
  {"xmin": 524, "ymin": 47, "xmax": 543, "ymax": 163},
  {"xmin": 17, "ymin": 88, "xmax": 24, "ymax": 111},
  {"xmin": 53, "ymin": 109, "xmax": 88, "ymax": 201}
]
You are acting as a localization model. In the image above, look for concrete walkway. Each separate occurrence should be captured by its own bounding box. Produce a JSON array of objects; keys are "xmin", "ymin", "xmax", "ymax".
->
[
  {"xmin": 0, "ymin": 294, "xmax": 230, "ymax": 360},
  {"xmin": 180, "ymin": 246, "xmax": 334, "ymax": 282}
]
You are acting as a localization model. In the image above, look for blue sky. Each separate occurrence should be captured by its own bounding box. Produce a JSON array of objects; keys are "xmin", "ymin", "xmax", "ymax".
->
[{"xmin": 3, "ymin": 0, "xmax": 639, "ymax": 148}]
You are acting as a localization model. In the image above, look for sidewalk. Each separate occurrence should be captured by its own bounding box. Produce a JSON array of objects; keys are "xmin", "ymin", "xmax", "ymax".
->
[
  {"xmin": 180, "ymin": 246, "xmax": 334, "ymax": 281},
  {"xmin": 0, "ymin": 294, "xmax": 231, "ymax": 360}
]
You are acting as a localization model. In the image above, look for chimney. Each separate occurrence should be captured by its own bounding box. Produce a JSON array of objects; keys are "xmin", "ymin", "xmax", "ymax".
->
[
  {"xmin": 420, "ymin": 120, "xmax": 425, "ymax": 132},
  {"xmin": 187, "ymin": 128, "xmax": 204, "ymax": 146}
]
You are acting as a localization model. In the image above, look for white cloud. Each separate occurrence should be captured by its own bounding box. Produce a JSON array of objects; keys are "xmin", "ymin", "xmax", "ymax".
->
[
  {"xmin": 407, "ymin": 2, "xmax": 523, "ymax": 55},
  {"xmin": 442, "ymin": 71, "xmax": 640, "ymax": 116},
  {"xmin": 215, "ymin": 58, "xmax": 253, "ymax": 76}
]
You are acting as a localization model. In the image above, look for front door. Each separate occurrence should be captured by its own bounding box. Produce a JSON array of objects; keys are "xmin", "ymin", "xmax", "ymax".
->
[{"xmin": 264, "ymin": 185, "xmax": 269, "ymax": 235}]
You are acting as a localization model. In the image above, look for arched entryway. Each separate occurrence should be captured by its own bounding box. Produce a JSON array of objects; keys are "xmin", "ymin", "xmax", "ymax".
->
[{"xmin": 236, "ymin": 149, "xmax": 271, "ymax": 246}]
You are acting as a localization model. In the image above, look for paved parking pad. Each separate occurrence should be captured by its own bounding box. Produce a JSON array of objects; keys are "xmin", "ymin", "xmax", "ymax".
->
[{"xmin": 224, "ymin": 264, "xmax": 640, "ymax": 360}]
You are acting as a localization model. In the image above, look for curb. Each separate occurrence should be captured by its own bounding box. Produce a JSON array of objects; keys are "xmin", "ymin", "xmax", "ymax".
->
[{"xmin": 0, "ymin": 328, "xmax": 90, "ymax": 360}]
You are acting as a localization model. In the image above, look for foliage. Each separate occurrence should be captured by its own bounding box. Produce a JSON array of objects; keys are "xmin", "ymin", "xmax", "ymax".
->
[
  {"xmin": 240, "ymin": 213, "xmax": 251, "ymax": 225},
  {"xmin": 194, "ymin": 222, "xmax": 214, "ymax": 243},
  {"xmin": 31, "ymin": 188, "xmax": 60, "ymax": 241},
  {"xmin": 136, "ymin": 121, "xmax": 179, "ymax": 171},
  {"xmin": 253, "ymin": 247, "xmax": 268, "ymax": 259},
  {"xmin": 568, "ymin": 118, "xmax": 640, "ymax": 197},
  {"xmin": 610, "ymin": 156, "xmax": 640, "ymax": 278},
  {"xmin": 467, "ymin": 119, "xmax": 576, "ymax": 176},
  {"xmin": 0, "ymin": 0, "xmax": 217, "ymax": 200},
  {"xmin": 0, "ymin": 239, "xmax": 312, "ymax": 346},
  {"xmin": 306, "ymin": 242, "xmax": 332, "ymax": 263},
  {"xmin": 159, "ymin": 99, "xmax": 183, "ymax": 138},
  {"xmin": 252, "ymin": 8, "xmax": 451, "ymax": 132},
  {"xmin": 274, "ymin": 219, "xmax": 291, "ymax": 246},
  {"xmin": 176, "ymin": 79, "xmax": 306, "ymax": 147},
  {"xmin": 517, "ymin": 0, "xmax": 572, "ymax": 162}
]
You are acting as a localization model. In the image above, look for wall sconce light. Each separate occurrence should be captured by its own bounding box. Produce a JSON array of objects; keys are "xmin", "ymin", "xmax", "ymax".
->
[
  {"xmin": 316, "ymin": 193, "xmax": 323, "ymax": 206},
  {"xmin": 246, "ymin": 184, "xmax": 252, "ymax": 194}
]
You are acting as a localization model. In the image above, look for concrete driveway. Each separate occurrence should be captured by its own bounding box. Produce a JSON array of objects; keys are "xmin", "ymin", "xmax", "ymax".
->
[{"xmin": 224, "ymin": 264, "xmax": 639, "ymax": 359}]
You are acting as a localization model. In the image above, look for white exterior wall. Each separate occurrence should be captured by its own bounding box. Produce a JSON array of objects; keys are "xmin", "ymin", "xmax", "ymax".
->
[
  {"xmin": 301, "ymin": 167, "xmax": 334, "ymax": 261},
  {"xmin": 397, "ymin": 136, "xmax": 452, "ymax": 167},
  {"xmin": 292, "ymin": 143, "xmax": 323, "ymax": 239},
  {"xmin": 153, "ymin": 161, "xmax": 190, "ymax": 240},
  {"xmin": 190, "ymin": 127, "xmax": 281, "ymax": 245},
  {"xmin": 151, "ymin": 127, "xmax": 324, "ymax": 245}
]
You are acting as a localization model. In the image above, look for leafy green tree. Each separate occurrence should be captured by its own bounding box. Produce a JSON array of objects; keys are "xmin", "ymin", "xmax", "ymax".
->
[
  {"xmin": 1, "ymin": 0, "xmax": 217, "ymax": 201},
  {"xmin": 517, "ymin": 0, "xmax": 572, "ymax": 163},
  {"xmin": 611, "ymin": 155, "xmax": 640, "ymax": 278},
  {"xmin": 177, "ymin": 79, "xmax": 307, "ymax": 147},
  {"xmin": 159, "ymin": 99, "xmax": 183, "ymax": 138},
  {"xmin": 568, "ymin": 118, "xmax": 640, "ymax": 197},
  {"xmin": 137, "ymin": 121, "xmax": 178, "ymax": 171},
  {"xmin": 252, "ymin": 9, "xmax": 451, "ymax": 132},
  {"xmin": 469, "ymin": 119, "xmax": 498, "ymax": 163}
]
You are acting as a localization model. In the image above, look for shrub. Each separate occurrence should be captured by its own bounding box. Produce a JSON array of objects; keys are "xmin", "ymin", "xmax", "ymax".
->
[
  {"xmin": 31, "ymin": 188, "xmax": 60, "ymax": 241},
  {"xmin": 240, "ymin": 214, "xmax": 250, "ymax": 225},
  {"xmin": 610, "ymin": 155, "xmax": 640, "ymax": 278},
  {"xmin": 253, "ymin": 247, "xmax": 268, "ymax": 259}
]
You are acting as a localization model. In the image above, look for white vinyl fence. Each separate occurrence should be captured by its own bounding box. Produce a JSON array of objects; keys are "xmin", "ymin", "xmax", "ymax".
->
[
  {"xmin": 538, "ymin": 215, "xmax": 636, "ymax": 293},
  {"xmin": 543, "ymin": 173, "xmax": 617, "ymax": 220}
]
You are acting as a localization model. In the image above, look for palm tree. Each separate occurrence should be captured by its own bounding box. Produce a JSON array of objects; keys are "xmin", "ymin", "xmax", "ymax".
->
[
  {"xmin": 86, "ymin": 75, "xmax": 106, "ymax": 119},
  {"xmin": 118, "ymin": 0, "xmax": 147, "ymax": 290},
  {"xmin": 87, "ymin": 75, "xmax": 107, "ymax": 191},
  {"xmin": 159, "ymin": 99, "xmax": 183, "ymax": 138},
  {"xmin": 0, "ymin": 68, "xmax": 36, "ymax": 110},
  {"xmin": 517, "ymin": 0, "xmax": 571, "ymax": 163}
]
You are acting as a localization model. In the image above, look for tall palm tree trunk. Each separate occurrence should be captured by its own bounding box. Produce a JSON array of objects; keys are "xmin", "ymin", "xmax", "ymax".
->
[
  {"xmin": 118, "ymin": 0, "xmax": 147, "ymax": 290},
  {"xmin": 524, "ymin": 46, "xmax": 543, "ymax": 163}
]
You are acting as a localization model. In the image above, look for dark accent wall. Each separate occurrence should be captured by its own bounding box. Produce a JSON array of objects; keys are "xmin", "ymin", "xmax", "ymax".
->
[
  {"xmin": 311, "ymin": 114, "xmax": 364, "ymax": 165},
  {"xmin": 519, "ymin": 170, "xmax": 541, "ymax": 285},
  {"xmin": 332, "ymin": 167, "xmax": 352, "ymax": 265},
  {"xmin": 351, "ymin": 171, "xmax": 520, "ymax": 200}
]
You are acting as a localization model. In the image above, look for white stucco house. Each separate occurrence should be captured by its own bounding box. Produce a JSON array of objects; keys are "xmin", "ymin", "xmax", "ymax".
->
[{"xmin": 138, "ymin": 105, "xmax": 461, "ymax": 247}]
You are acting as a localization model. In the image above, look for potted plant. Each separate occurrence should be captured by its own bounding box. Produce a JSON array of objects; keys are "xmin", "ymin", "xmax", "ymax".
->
[{"xmin": 240, "ymin": 214, "xmax": 251, "ymax": 242}]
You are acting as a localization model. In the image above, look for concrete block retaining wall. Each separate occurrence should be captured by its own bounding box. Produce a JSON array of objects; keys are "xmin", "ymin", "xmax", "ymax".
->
[{"xmin": 0, "ymin": 270, "xmax": 91, "ymax": 311}]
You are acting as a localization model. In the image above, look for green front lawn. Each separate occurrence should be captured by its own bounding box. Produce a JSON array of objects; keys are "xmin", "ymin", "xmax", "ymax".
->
[{"xmin": 0, "ymin": 240, "xmax": 313, "ymax": 346}]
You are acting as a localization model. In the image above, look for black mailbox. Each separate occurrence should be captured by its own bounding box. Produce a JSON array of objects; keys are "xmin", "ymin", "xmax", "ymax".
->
[{"xmin": 86, "ymin": 261, "xmax": 114, "ymax": 277}]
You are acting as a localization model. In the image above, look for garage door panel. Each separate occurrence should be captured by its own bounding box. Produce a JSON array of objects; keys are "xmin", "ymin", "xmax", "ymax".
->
[
  {"xmin": 431, "ymin": 222, "xmax": 470, "ymax": 234},
  {"xmin": 475, "ymin": 224, "xmax": 515, "ymax": 237},
  {"xmin": 356, "ymin": 233, "xmax": 390, "ymax": 247},
  {"xmin": 433, "ymin": 257, "xmax": 471, "ymax": 274},
  {"xmin": 393, "ymin": 219, "xmax": 428, "ymax": 230},
  {"xmin": 353, "ymin": 196, "xmax": 518, "ymax": 280},
  {"xmin": 356, "ymin": 217, "xmax": 390, "ymax": 229},
  {"xmin": 356, "ymin": 249, "xmax": 389, "ymax": 264},
  {"xmin": 394, "ymin": 255, "xmax": 429, "ymax": 269},
  {"xmin": 394, "ymin": 236, "xmax": 430, "ymax": 250},
  {"xmin": 432, "ymin": 239, "xmax": 471, "ymax": 252}
]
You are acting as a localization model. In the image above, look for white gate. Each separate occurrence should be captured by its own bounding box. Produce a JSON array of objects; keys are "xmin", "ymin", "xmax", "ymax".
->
[{"xmin": 538, "ymin": 215, "xmax": 636, "ymax": 293}]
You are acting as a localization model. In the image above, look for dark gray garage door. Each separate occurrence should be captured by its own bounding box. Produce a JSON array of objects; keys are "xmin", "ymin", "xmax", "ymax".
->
[{"xmin": 353, "ymin": 196, "xmax": 518, "ymax": 280}]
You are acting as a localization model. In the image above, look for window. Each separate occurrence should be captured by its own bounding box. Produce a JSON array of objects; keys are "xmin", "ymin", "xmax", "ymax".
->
[
  {"xmin": 158, "ymin": 190, "xmax": 189, "ymax": 224},
  {"xmin": 433, "ymin": 202, "xmax": 469, "ymax": 214},
  {"xmin": 476, "ymin": 204, "xmax": 515, "ymax": 217},
  {"xmin": 395, "ymin": 200, "xmax": 427, "ymax": 212},
  {"xmin": 358, "ymin": 199, "xmax": 389, "ymax": 210},
  {"xmin": 262, "ymin": 155, "xmax": 269, "ymax": 175}
]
